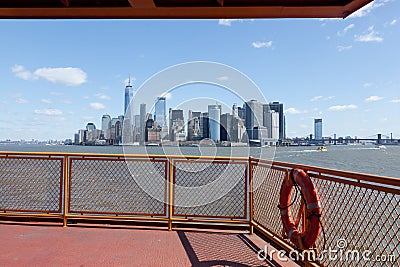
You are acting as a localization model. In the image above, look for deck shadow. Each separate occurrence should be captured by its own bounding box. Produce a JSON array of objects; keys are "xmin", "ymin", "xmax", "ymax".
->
[{"xmin": 178, "ymin": 230, "xmax": 281, "ymax": 267}]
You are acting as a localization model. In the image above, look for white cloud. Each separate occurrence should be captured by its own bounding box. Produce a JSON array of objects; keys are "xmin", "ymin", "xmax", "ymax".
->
[
  {"xmin": 355, "ymin": 26, "xmax": 383, "ymax": 42},
  {"xmin": 338, "ymin": 24, "xmax": 355, "ymax": 36},
  {"xmin": 12, "ymin": 65, "xmax": 87, "ymax": 86},
  {"xmin": 34, "ymin": 67, "xmax": 87, "ymax": 86},
  {"xmin": 34, "ymin": 109, "xmax": 63, "ymax": 115},
  {"xmin": 94, "ymin": 93, "xmax": 111, "ymax": 100},
  {"xmin": 16, "ymin": 98, "xmax": 29, "ymax": 104},
  {"xmin": 217, "ymin": 76, "xmax": 229, "ymax": 81},
  {"xmin": 252, "ymin": 41, "xmax": 273, "ymax": 48},
  {"xmin": 310, "ymin": 95, "xmax": 334, "ymax": 101},
  {"xmin": 218, "ymin": 19, "xmax": 242, "ymax": 26},
  {"xmin": 62, "ymin": 100, "xmax": 72, "ymax": 104},
  {"xmin": 337, "ymin": 45, "xmax": 353, "ymax": 52},
  {"xmin": 310, "ymin": 96, "xmax": 323, "ymax": 102},
  {"xmin": 390, "ymin": 99, "xmax": 400, "ymax": 103},
  {"xmin": 50, "ymin": 91, "xmax": 64, "ymax": 96},
  {"xmin": 349, "ymin": 1, "xmax": 385, "ymax": 18},
  {"xmin": 285, "ymin": 108, "xmax": 307, "ymax": 114},
  {"xmin": 41, "ymin": 99, "xmax": 52, "ymax": 104},
  {"xmin": 390, "ymin": 19, "xmax": 397, "ymax": 26},
  {"xmin": 365, "ymin": 95, "xmax": 384, "ymax": 102},
  {"xmin": 328, "ymin": 104, "xmax": 358, "ymax": 111},
  {"xmin": 363, "ymin": 82, "xmax": 373, "ymax": 88},
  {"xmin": 11, "ymin": 65, "xmax": 36, "ymax": 80},
  {"xmin": 89, "ymin": 102, "xmax": 106, "ymax": 110}
]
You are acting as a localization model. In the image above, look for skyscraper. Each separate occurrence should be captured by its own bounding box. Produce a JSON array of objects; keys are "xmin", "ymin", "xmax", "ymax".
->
[
  {"xmin": 140, "ymin": 104, "xmax": 146, "ymax": 145},
  {"xmin": 245, "ymin": 100, "xmax": 263, "ymax": 140},
  {"xmin": 220, "ymin": 113, "xmax": 232, "ymax": 141},
  {"xmin": 268, "ymin": 101, "xmax": 285, "ymax": 140},
  {"xmin": 124, "ymin": 77, "xmax": 133, "ymax": 116},
  {"xmin": 314, "ymin": 118, "xmax": 323, "ymax": 141},
  {"xmin": 208, "ymin": 104, "xmax": 221, "ymax": 143},
  {"xmin": 154, "ymin": 97, "xmax": 166, "ymax": 128},
  {"xmin": 101, "ymin": 114, "xmax": 111, "ymax": 139},
  {"xmin": 169, "ymin": 108, "xmax": 184, "ymax": 141},
  {"xmin": 188, "ymin": 110, "xmax": 202, "ymax": 141}
]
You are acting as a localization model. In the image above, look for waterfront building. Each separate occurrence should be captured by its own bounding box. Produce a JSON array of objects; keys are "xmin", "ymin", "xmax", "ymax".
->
[
  {"xmin": 101, "ymin": 114, "xmax": 111, "ymax": 140},
  {"xmin": 238, "ymin": 105, "xmax": 246, "ymax": 121},
  {"xmin": 86, "ymin": 122, "xmax": 96, "ymax": 132},
  {"xmin": 169, "ymin": 108, "xmax": 184, "ymax": 142},
  {"xmin": 140, "ymin": 104, "xmax": 146, "ymax": 145},
  {"xmin": 74, "ymin": 133, "xmax": 79, "ymax": 145},
  {"xmin": 268, "ymin": 101, "xmax": 285, "ymax": 140},
  {"xmin": 208, "ymin": 105, "xmax": 221, "ymax": 143},
  {"xmin": 271, "ymin": 111, "xmax": 279, "ymax": 140},
  {"xmin": 245, "ymin": 100, "xmax": 263, "ymax": 140},
  {"xmin": 111, "ymin": 118, "xmax": 122, "ymax": 144},
  {"xmin": 133, "ymin": 114, "xmax": 141, "ymax": 143},
  {"xmin": 122, "ymin": 117, "xmax": 132, "ymax": 144},
  {"xmin": 160, "ymin": 125, "xmax": 169, "ymax": 141},
  {"xmin": 145, "ymin": 118, "xmax": 154, "ymax": 142},
  {"xmin": 231, "ymin": 116, "xmax": 246, "ymax": 143},
  {"xmin": 232, "ymin": 103, "xmax": 239, "ymax": 118},
  {"xmin": 314, "ymin": 118, "xmax": 323, "ymax": 141},
  {"xmin": 88, "ymin": 129, "xmax": 102, "ymax": 142},
  {"xmin": 220, "ymin": 113, "xmax": 232, "ymax": 141},
  {"xmin": 187, "ymin": 110, "xmax": 202, "ymax": 141},
  {"xmin": 78, "ymin": 129, "xmax": 86, "ymax": 145},
  {"xmin": 264, "ymin": 110, "xmax": 280, "ymax": 140},
  {"xmin": 154, "ymin": 97, "xmax": 167, "ymax": 128},
  {"xmin": 199, "ymin": 112, "xmax": 209, "ymax": 140}
]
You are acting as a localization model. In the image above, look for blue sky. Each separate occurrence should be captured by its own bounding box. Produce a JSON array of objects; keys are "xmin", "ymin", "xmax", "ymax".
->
[{"xmin": 0, "ymin": 0, "xmax": 399, "ymax": 140}]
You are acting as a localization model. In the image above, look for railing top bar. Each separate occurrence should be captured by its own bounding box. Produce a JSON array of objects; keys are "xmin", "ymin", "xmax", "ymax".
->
[
  {"xmin": 0, "ymin": 151, "xmax": 249, "ymax": 161},
  {"xmin": 1, "ymin": 151, "xmax": 397, "ymax": 188},
  {"xmin": 251, "ymin": 157, "xmax": 400, "ymax": 187}
]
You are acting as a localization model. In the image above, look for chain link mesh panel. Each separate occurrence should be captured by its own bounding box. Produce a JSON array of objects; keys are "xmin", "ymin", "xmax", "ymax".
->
[
  {"xmin": 69, "ymin": 158, "xmax": 167, "ymax": 216},
  {"xmin": 0, "ymin": 156, "xmax": 63, "ymax": 213},
  {"xmin": 252, "ymin": 160, "xmax": 400, "ymax": 267},
  {"xmin": 173, "ymin": 160, "xmax": 248, "ymax": 219}
]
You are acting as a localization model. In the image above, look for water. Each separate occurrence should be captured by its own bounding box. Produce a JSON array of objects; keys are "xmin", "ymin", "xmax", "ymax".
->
[{"xmin": 0, "ymin": 144, "xmax": 399, "ymax": 178}]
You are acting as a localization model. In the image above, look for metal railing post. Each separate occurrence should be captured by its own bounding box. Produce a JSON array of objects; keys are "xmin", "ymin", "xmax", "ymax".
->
[
  {"xmin": 168, "ymin": 157, "xmax": 173, "ymax": 231},
  {"xmin": 62, "ymin": 155, "xmax": 69, "ymax": 227},
  {"xmin": 249, "ymin": 157, "xmax": 254, "ymax": 235}
]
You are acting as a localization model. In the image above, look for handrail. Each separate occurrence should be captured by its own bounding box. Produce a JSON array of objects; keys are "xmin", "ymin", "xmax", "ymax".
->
[{"xmin": 251, "ymin": 157, "xmax": 400, "ymax": 187}]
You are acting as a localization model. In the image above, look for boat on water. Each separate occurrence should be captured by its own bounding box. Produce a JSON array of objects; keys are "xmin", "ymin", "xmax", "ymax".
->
[
  {"xmin": 375, "ymin": 144, "xmax": 387, "ymax": 149},
  {"xmin": 316, "ymin": 146, "xmax": 327, "ymax": 151}
]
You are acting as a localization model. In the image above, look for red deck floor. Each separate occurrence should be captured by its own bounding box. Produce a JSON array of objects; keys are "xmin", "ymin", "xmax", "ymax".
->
[{"xmin": 0, "ymin": 221, "xmax": 299, "ymax": 267}]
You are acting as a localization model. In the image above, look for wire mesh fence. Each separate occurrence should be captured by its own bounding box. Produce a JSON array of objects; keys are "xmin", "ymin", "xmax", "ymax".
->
[
  {"xmin": 0, "ymin": 155, "xmax": 63, "ymax": 213},
  {"xmin": 252, "ymin": 159, "xmax": 400, "ymax": 267}
]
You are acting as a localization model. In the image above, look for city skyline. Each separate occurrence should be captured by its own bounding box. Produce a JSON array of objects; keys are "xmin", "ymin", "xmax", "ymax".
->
[{"xmin": 0, "ymin": 1, "xmax": 399, "ymax": 140}]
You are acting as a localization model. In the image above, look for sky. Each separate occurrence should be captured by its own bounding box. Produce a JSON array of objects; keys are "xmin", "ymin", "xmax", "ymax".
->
[{"xmin": 0, "ymin": 0, "xmax": 399, "ymax": 141}]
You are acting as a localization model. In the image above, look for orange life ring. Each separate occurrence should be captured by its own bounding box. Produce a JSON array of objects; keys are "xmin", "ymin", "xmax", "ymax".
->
[{"xmin": 278, "ymin": 168, "xmax": 321, "ymax": 249}]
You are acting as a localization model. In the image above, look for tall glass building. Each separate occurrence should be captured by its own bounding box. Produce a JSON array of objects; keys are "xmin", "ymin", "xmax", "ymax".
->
[
  {"xmin": 314, "ymin": 118, "xmax": 323, "ymax": 141},
  {"xmin": 208, "ymin": 105, "xmax": 221, "ymax": 143},
  {"xmin": 154, "ymin": 97, "xmax": 166, "ymax": 128},
  {"xmin": 101, "ymin": 114, "xmax": 111, "ymax": 139},
  {"xmin": 124, "ymin": 78, "xmax": 133, "ymax": 116}
]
